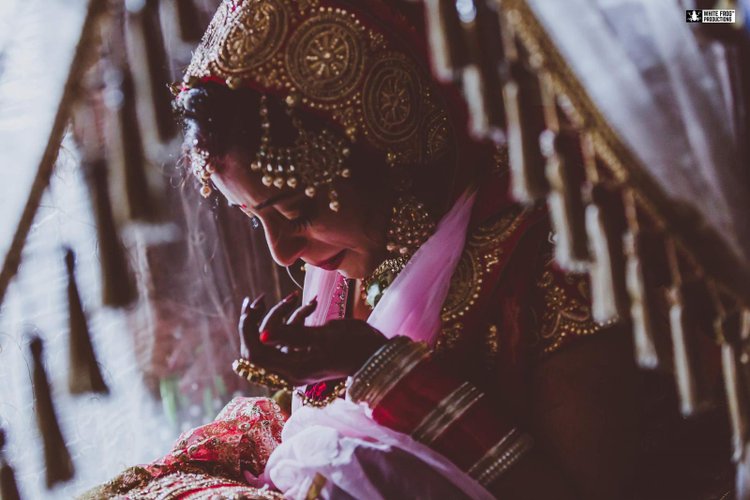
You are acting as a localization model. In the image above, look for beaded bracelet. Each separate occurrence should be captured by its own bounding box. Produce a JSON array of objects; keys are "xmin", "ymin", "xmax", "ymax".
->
[{"xmin": 232, "ymin": 358, "xmax": 292, "ymax": 392}]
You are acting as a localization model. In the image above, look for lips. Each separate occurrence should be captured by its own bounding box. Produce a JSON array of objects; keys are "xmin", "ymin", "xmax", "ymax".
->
[{"xmin": 313, "ymin": 250, "xmax": 346, "ymax": 271}]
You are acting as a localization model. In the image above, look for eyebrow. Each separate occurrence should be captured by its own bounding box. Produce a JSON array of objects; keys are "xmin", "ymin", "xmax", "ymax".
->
[{"xmin": 253, "ymin": 191, "xmax": 298, "ymax": 211}]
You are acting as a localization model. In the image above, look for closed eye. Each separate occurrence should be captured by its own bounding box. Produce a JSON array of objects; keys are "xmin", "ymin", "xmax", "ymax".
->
[{"xmin": 284, "ymin": 198, "xmax": 316, "ymax": 231}]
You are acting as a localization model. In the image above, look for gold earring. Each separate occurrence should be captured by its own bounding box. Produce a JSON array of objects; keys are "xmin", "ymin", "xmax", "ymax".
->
[
  {"xmin": 386, "ymin": 195, "xmax": 436, "ymax": 257},
  {"xmin": 362, "ymin": 194, "xmax": 436, "ymax": 309}
]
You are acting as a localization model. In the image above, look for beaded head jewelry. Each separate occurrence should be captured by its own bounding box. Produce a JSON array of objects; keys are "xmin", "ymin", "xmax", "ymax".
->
[
  {"xmin": 250, "ymin": 94, "xmax": 352, "ymax": 212},
  {"xmin": 180, "ymin": 0, "xmax": 453, "ymax": 212}
]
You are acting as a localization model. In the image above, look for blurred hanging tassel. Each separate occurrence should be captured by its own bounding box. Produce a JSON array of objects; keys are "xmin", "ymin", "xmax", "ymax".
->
[
  {"xmin": 128, "ymin": 0, "xmax": 176, "ymax": 143},
  {"xmin": 0, "ymin": 428, "xmax": 21, "ymax": 500},
  {"xmin": 665, "ymin": 240, "xmax": 716, "ymax": 416},
  {"xmin": 175, "ymin": 0, "xmax": 203, "ymax": 43},
  {"xmin": 584, "ymin": 160, "xmax": 629, "ymax": 323},
  {"xmin": 82, "ymin": 155, "xmax": 137, "ymax": 307},
  {"xmin": 64, "ymin": 248, "xmax": 109, "ymax": 395},
  {"xmin": 586, "ymin": 183, "xmax": 629, "ymax": 323},
  {"xmin": 72, "ymin": 90, "xmax": 138, "ymax": 307},
  {"xmin": 29, "ymin": 335, "xmax": 75, "ymax": 488},
  {"xmin": 97, "ymin": 4, "xmax": 163, "ymax": 223},
  {"xmin": 424, "ymin": 0, "xmax": 469, "ymax": 81},
  {"xmin": 622, "ymin": 190, "xmax": 672, "ymax": 369},
  {"xmin": 460, "ymin": 0, "xmax": 507, "ymax": 141},
  {"xmin": 541, "ymin": 127, "xmax": 590, "ymax": 271},
  {"xmin": 726, "ymin": 308, "xmax": 750, "ymax": 499},
  {"xmin": 502, "ymin": 29, "xmax": 549, "ymax": 203},
  {"xmin": 718, "ymin": 307, "xmax": 750, "ymax": 461},
  {"xmin": 117, "ymin": 56, "xmax": 161, "ymax": 222}
]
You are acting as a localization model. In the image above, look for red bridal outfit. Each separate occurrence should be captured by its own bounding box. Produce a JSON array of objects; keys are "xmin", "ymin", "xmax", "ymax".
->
[{"xmin": 83, "ymin": 0, "xmax": 731, "ymax": 498}]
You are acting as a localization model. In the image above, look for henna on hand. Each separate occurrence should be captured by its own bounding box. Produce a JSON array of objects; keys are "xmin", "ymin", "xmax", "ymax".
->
[{"xmin": 237, "ymin": 293, "xmax": 387, "ymax": 385}]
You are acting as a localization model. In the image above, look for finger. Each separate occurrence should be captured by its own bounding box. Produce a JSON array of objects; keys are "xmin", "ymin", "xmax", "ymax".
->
[
  {"xmin": 250, "ymin": 293, "xmax": 267, "ymax": 312},
  {"xmin": 239, "ymin": 294, "xmax": 266, "ymax": 358},
  {"xmin": 259, "ymin": 291, "xmax": 300, "ymax": 334},
  {"xmin": 245, "ymin": 336, "xmax": 316, "ymax": 386},
  {"xmin": 286, "ymin": 296, "xmax": 318, "ymax": 325},
  {"xmin": 260, "ymin": 324, "xmax": 315, "ymax": 349}
]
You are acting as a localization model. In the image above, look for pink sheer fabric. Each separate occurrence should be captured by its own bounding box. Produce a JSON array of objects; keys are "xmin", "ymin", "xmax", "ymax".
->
[
  {"xmin": 302, "ymin": 189, "xmax": 477, "ymax": 344},
  {"xmin": 264, "ymin": 191, "xmax": 494, "ymax": 499}
]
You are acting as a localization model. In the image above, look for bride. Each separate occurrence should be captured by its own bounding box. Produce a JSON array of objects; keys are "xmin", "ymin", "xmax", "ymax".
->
[{"xmin": 83, "ymin": 0, "xmax": 730, "ymax": 498}]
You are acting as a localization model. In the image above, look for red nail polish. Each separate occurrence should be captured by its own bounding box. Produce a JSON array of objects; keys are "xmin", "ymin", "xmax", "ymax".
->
[
  {"xmin": 241, "ymin": 203, "xmax": 247, "ymax": 209},
  {"xmin": 260, "ymin": 330, "xmax": 270, "ymax": 343}
]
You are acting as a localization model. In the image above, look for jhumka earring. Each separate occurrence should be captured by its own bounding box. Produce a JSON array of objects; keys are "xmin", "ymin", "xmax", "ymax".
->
[
  {"xmin": 249, "ymin": 94, "xmax": 352, "ymax": 212},
  {"xmin": 363, "ymin": 194, "xmax": 436, "ymax": 308}
]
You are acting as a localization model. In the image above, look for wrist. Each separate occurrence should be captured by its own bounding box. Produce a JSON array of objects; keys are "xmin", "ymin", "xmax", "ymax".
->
[{"xmin": 348, "ymin": 330, "xmax": 388, "ymax": 376}]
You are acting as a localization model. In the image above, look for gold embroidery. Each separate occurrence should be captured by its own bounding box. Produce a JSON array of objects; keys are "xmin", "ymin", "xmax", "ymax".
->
[
  {"xmin": 435, "ymin": 322, "xmax": 463, "ymax": 352},
  {"xmin": 437, "ymin": 208, "xmax": 527, "ymax": 353},
  {"xmin": 286, "ymin": 11, "xmax": 367, "ymax": 102},
  {"xmin": 184, "ymin": 1, "xmax": 450, "ymax": 168},
  {"xmin": 485, "ymin": 324, "xmax": 500, "ymax": 366},
  {"xmin": 537, "ymin": 270, "xmax": 607, "ymax": 354},
  {"xmin": 363, "ymin": 52, "xmax": 423, "ymax": 163},
  {"xmin": 441, "ymin": 247, "xmax": 483, "ymax": 323}
]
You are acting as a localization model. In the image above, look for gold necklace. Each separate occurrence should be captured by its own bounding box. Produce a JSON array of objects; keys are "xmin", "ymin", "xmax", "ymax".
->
[{"xmin": 361, "ymin": 256, "xmax": 409, "ymax": 309}]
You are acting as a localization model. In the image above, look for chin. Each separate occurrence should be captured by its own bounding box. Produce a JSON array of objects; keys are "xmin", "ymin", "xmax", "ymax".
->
[
  {"xmin": 337, "ymin": 264, "xmax": 363, "ymax": 280},
  {"xmin": 337, "ymin": 255, "xmax": 370, "ymax": 280}
]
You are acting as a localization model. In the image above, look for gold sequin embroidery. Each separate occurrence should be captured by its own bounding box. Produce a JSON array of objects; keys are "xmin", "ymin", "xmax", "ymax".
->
[
  {"xmin": 184, "ymin": 0, "xmax": 450, "ymax": 167},
  {"xmin": 437, "ymin": 208, "xmax": 527, "ymax": 353},
  {"xmin": 485, "ymin": 324, "xmax": 500, "ymax": 367},
  {"xmin": 537, "ymin": 270, "xmax": 608, "ymax": 354}
]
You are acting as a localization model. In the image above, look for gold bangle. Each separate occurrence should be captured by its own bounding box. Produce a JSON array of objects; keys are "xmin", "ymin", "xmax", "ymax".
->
[{"xmin": 232, "ymin": 358, "xmax": 292, "ymax": 392}]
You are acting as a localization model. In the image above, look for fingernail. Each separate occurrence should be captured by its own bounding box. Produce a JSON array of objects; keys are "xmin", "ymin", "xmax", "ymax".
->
[
  {"xmin": 283, "ymin": 290, "xmax": 300, "ymax": 302},
  {"xmin": 241, "ymin": 203, "xmax": 247, "ymax": 209},
  {"xmin": 307, "ymin": 295, "xmax": 318, "ymax": 306},
  {"xmin": 259, "ymin": 330, "xmax": 270, "ymax": 343},
  {"xmin": 241, "ymin": 296, "xmax": 250, "ymax": 312},
  {"xmin": 251, "ymin": 294, "xmax": 266, "ymax": 309}
]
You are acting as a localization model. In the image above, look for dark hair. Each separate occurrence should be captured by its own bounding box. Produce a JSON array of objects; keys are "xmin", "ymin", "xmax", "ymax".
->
[{"xmin": 175, "ymin": 82, "xmax": 262, "ymax": 159}]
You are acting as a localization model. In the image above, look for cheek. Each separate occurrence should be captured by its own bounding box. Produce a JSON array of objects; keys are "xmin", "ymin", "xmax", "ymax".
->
[{"xmin": 312, "ymin": 205, "xmax": 383, "ymax": 252}]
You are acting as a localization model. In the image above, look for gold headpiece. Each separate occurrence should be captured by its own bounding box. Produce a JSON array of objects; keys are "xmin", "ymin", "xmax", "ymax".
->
[{"xmin": 183, "ymin": 0, "xmax": 452, "ymax": 205}]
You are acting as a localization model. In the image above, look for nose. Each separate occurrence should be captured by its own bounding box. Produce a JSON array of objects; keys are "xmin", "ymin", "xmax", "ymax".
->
[{"xmin": 262, "ymin": 219, "xmax": 305, "ymax": 267}]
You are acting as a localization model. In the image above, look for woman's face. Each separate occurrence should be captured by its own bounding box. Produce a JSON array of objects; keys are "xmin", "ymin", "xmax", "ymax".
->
[{"xmin": 210, "ymin": 151, "xmax": 390, "ymax": 279}]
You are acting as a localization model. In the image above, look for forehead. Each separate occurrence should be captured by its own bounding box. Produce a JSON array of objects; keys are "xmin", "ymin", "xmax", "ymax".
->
[{"xmin": 210, "ymin": 152, "xmax": 296, "ymax": 208}]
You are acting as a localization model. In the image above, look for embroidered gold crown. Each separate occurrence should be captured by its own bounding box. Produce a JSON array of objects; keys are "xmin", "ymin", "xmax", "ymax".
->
[{"xmin": 183, "ymin": 0, "xmax": 451, "ymax": 171}]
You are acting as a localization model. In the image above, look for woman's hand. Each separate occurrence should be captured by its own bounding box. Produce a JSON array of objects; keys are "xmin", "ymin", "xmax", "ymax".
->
[{"xmin": 238, "ymin": 292, "xmax": 387, "ymax": 386}]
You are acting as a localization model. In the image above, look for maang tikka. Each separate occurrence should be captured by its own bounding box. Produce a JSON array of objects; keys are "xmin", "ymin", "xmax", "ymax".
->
[
  {"xmin": 250, "ymin": 94, "xmax": 353, "ymax": 212},
  {"xmin": 191, "ymin": 94, "xmax": 354, "ymax": 211}
]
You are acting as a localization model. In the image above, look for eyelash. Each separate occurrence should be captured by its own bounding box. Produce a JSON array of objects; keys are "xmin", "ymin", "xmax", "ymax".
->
[
  {"xmin": 244, "ymin": 201, "xmax": 315, "ymax": 231},
  {"xmin": 289, "ymin": 214, "xmax": 312, "ymax": 231},
  {"xmin": 289, "ymin": 201, "xmax": 315, "ymax": 231}
]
